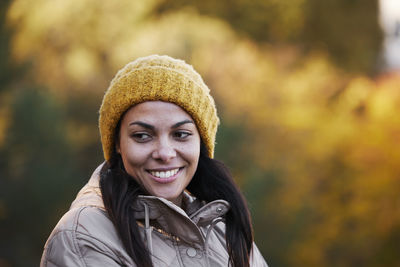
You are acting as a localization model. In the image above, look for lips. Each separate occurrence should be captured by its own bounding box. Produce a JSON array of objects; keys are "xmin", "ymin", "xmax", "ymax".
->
[
  {"xmin": 149, "ymin": 168, "xmax": 179, "ymax": 178},
  {"xmin": 146, "ymin": 167, "xmax": 182, "ymax": 183}
]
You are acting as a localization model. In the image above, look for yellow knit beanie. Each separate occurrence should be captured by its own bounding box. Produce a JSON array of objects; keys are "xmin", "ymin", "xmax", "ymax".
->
[{"xmin": 99, "ymin": 55, "xmax": 219, "ymax": 160}]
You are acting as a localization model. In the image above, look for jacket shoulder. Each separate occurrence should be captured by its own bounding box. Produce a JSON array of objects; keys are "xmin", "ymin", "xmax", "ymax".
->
[{"xmin": 41, "ymin": 206, "xmax": 133, "ymax": 266}]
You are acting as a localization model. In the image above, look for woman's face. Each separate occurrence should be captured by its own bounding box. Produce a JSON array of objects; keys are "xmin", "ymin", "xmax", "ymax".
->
[{"xmin": 117, "ymin": 101, "xmax": 201, "ymax": 207}]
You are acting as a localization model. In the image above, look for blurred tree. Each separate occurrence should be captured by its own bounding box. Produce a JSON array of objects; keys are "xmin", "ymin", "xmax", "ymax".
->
[
  {"xmin": 154, "ymin": 0, "xmax": 306, "ymax": 42},
  {"xmin": 206, "ymin": 48, "xmax": 400, "ymax": 265},
  {"xmin": 0, "ymin": 89, "xmax": 82, "ymax": 266},
  {"xmin": 303, "ymin": 0, "xmax": 383, "ymax": 74},
  {"xmin": 0, "ymin": 0, "xmax": 18, "ymax": 93},
  {"xmin": 1, "ymin": 3, "xmax": 89, "ymax": 265},
  {"xmin": 0, "ymin": 0, "xmax": 13, "ymax": 151},
  {"xmin": 154, "ymin": 0, "xmax": 383, "ymax": 73}
]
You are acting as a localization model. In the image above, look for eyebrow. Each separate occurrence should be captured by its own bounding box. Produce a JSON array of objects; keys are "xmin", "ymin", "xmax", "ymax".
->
[
  {"xmin": 171, "ymin": 120, "xmax": 194, "ymax": 129},
  {"xmin": 129, "ymin": 121, "xmax": 155, "ymax": 130},
  {"xmin": 128, "ymin": 120, "xmax": 194, "ymax": 130}
]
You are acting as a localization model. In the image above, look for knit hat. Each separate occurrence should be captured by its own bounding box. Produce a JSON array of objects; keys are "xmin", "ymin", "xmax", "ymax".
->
[{"xmin": 99, "ymin": 55, "xmax": 219, "ymax": 161}]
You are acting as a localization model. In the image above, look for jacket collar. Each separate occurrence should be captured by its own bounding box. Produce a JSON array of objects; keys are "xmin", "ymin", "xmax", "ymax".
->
[
  {"xmin": 70, "ymin": 163, "xmax": 104, "ymax": 210},
  {"xmin": 70, "ymin": 163, "xmax": 231, "ymax": 245},
  {"xmin": 133, "ymin": 195, "xmax": 230, "ymax": 245}
]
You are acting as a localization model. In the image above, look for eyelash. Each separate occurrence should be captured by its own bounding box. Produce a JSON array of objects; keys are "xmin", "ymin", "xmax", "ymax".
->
[
  {"xmin": 130, "ymin": 131, "xmax": 192, "ymax": 142},
  {"xmin": 131, "ymin": 133, "xmax": 152, "ymax": 142},
  {"xmin": 174, "ymin": 131, "xmax": 192, "ymax": 139}
]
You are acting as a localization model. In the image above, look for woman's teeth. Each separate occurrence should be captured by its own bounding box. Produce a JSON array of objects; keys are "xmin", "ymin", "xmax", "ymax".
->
[{"xmin": 150, "ymin": 168, "xmax": 179, "ymax": 178}]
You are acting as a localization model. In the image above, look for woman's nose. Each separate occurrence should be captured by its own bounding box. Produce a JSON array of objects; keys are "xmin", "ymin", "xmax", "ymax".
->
[{"xmin": 152, "ymin": 140, "xmax": 177, "ymax": 162}]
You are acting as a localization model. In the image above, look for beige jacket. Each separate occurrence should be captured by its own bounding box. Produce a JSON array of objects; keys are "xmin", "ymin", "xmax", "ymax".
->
[{"xmin": 41, "ymin": 165, "xmax": 268, "ymax": 266}]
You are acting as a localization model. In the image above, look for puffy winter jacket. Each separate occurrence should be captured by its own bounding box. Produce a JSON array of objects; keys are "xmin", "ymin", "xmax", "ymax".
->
[{"xmin": 40, "ymin": 165, "xmax": 268, "ymax": 266}]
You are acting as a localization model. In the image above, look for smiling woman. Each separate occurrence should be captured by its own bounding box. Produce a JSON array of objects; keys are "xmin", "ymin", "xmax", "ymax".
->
[
  {"xmin": 40, "ymin": 55, "xmax": 268, "ymax": 267},
  {"xmin": 117, "ymin": 101, "xmax": 201, "ymax": 207}
]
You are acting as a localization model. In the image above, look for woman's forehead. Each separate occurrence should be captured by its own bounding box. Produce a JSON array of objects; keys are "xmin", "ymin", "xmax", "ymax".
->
[{"xmin": 121, "ymin": 101, "xmax": 194, "ymax": 125}]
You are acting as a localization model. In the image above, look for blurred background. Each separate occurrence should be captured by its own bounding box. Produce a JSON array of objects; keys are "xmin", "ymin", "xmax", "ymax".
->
[{"xmin": 1, "ymin": 0, "xmax": 400, "ymax": 266}]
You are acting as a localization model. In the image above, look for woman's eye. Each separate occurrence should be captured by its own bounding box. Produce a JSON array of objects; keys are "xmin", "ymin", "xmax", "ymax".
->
[
  {"xmin": 131, "ymin": 133, "xmax": 152, "ymax": 142},
  {"xmin": 174, "ymin": 131, "xmax": 191, "ymax": 139}
]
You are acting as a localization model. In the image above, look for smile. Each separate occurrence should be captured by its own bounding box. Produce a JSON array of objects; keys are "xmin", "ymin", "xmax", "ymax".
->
[{"xmin": 148, "ymin": 168, "xmax": 180, "ymax": 179}]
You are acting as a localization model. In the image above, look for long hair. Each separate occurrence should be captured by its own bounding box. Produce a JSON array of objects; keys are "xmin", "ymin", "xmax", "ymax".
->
[
  {"xmin": 100, "ymin": 140, "xmax": 254, "ymax": 267},
  {"xmin": 188, "ymin": 144, "xmax": 254, "ymax": 267}
]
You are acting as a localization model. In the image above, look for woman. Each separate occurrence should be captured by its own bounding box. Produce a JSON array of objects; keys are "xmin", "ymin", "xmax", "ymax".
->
[{"xmin": 41, "ymin": 55, "xmax": 268, "ymax": 266}]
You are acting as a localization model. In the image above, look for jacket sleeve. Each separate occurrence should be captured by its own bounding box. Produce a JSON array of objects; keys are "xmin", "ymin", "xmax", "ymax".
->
[
  {"xmin": 250, "ymin": 242, "xmax": 269, "ymax": 267},
  {"xmin": 40, "ymin": 230, "xmax": 128, "ymax": 267}
]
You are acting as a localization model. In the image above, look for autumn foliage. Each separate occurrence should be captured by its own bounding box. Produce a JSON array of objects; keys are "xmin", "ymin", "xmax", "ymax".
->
[{"xmin": 1, "ymin": 0, "xmax": 399, "ymax": 266}]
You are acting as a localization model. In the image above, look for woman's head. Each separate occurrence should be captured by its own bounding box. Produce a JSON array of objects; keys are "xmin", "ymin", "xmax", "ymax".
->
[
  {"xmin": 116, "ymin": 101, "xmax": 201, "ymax": 206},
  {"xmin": 99, "ymin": 55, "xmax": 219, "ymax": 204},
  {"xmin": 99, "ymin": 55, "xmax": 219, "ymax": 161}
]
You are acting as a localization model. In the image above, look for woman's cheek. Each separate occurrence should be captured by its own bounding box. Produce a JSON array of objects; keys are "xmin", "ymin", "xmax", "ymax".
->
[{"xmin": 126, "ymin": 145, "xmax": 150, "ymax": 166}]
